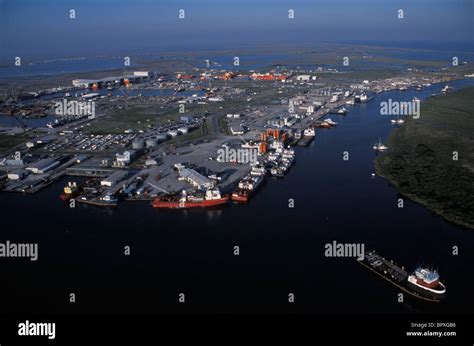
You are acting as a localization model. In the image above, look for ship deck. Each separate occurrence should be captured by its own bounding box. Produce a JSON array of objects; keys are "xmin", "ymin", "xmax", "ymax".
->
[{"xmin": 358, "ymin": 254, "xmax": 441, "ymax": 303}]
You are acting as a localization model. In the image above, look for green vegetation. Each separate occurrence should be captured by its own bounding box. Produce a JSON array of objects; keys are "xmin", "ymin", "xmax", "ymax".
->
[
  {"xmin": 87, "ymin": 104, "xmax": 201, "ymax": 134},
  {"xmin": 0, "ymin": 133, "xmax": 30, "ymax": 154},
  {"xmin": 375, "ymin": 87, "xmax": 474, "ymax": 229},
  {"xmin": 316, "ymin": 69, "xmax": 399, "ymax": 81}
]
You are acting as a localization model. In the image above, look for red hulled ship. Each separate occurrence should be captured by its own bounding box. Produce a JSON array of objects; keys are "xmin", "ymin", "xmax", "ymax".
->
[
  {"xmin": 407, "ymin": 267, "xmax": 446, "ymax": 296},
  {"xmin": 152, "ymin": 189, "xmax": 229, "ymax": 209},
  {"xmin": 231, "ymin": 169, "xmax": 265, "ymax": 203}
]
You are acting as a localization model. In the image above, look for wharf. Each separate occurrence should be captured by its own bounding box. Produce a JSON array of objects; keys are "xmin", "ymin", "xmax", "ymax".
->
[{"xmin": 297, "ymin": 136, "xmax": 314, "ymax": 147}]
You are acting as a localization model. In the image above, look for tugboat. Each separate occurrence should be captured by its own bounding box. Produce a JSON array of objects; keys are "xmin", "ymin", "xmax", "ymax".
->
[
  {"xmin": 337, "ymin": 107, "xmax": 348, "ymax": 115},
  {"xmin": 152, "ymin": 188, "xmax": 229, "ymax": 209},
  {"xmin": 313, "ymin": 121, "xmax": 332, "ymax": 129},
  {"xmin": 355, "ymin": 93, "xmax": 369, "ymax": 103},
  {"xmin": 60, "ymin": 182, "xmax": 81, "ymax": 201},
  {"xmin": 358, "ymin": 250, "xmax": 446, "ymax": 302},
  {"xmin": 442, "ymin": 85, "xmax": 454, "ymax": 93},
  {"xmin": 303, "ymin": 127, "xmax": 315, "ymax": 136},
  {"xmin": 390, "ymin": 118, "xmax": 405, "ymax": 125},
  {"xmin": 231, "ymin": 169, "xmax": 265, "ymax": 203},
  {"xmin": 99, "ymin": 194, "xmax": 119, "ymax": 206},
  {"xmin": 407, "ymin": 267, "xmax": 447, "ymax": 298},
  {"xmin": 373, "ymin": 138, "xmax": 388, "ymax": 151}
]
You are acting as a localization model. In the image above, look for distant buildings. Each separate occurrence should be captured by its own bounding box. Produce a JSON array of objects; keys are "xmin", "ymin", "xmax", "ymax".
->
[
  {"xmin": 26, "ymin": 158, "xmax": 59, "ymax": 174},
  {"xmin": 72, "ymin": 71, "xmax": 151, "ymax": 88},
  {"xmin": 180, "ymin": 115, "xmax": 194, "ymax": 122},
  {"xmin": 267, "ymin": 115, "xmax": 298, "ymax": 128},
  {"xmin": 299, "ymin": 105, "xmax": 314, "ymax": 114},
  {"xmin": 230, "ymin": 125, "xmax": 245, "ymax": 135},
  {"xmin": 114, "ymin": 151, "xmax": 135, "ymax": 167},
  {"xmin": 296, "ymin": 75, "xmax": 316, "ymax": 82},
  {"xmin": 177, "ymin": 166, "xmax": 214, "ymax": 189}
]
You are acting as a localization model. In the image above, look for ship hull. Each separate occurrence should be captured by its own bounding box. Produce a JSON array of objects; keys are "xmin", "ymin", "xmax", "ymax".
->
[
  {"xmin": 358, "ymin": 250, "xmax": 446, "ymax": 303},
  {"xmin": 60, "ymin": 193, "xmax": 76, "ymax": 201},
  {"xmin": 407, "ymin": 278, "xmax": 446, "ymax": 298},
  {"xmin": 231, "ymin": 193, "xmax": 249, "ymax": 203},
  {"xmin": 152, "ymin": 197, "xmax": 229, "ymax": 209},
  {"xmin": 59, "ymin": 189, "xmax": 81, "ymax": 201}
]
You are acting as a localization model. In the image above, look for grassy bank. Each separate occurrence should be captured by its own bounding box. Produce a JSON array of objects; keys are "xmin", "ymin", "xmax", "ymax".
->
[{"xmin": 375, "ymin": 86, "xmax": 474, "ymax": 229}]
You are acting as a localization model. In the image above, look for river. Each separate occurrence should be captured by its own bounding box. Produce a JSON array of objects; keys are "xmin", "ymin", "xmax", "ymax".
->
[{"xmin": 0, "ymin": 79, "xmax": 473, "ymax": 316}]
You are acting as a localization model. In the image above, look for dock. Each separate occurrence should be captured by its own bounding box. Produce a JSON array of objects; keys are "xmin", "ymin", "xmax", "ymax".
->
[{"xmin": 297, "ymin": 136, "xmax": 314, "ymax": 147}]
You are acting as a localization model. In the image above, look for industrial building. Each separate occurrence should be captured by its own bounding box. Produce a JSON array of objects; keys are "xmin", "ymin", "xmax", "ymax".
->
[
  {"xmin": 72, "ymin": 71, "xmax": 151, "ymax": 89},
  {"xmin": 101, "ymin": 170, "xmax": 128, "ymax": 187},
  {"xmin": 26, "ymin": 158, "xmax": 59, "ymax": 174},
  {"xmin": 7, "ymin": 170, "xmax": 27, "ymax": 180},
  {"xmin": 114, "ymin": 151, "xmax": 135, "ymax": 167},
  {"xmin": 230, "ymin": 125, "xmax": 245, "ymax": 135},
  {"xmin": 267, "ymin": 116, "xmax": 286, "ymax": 128},
  {"xmin": 178, "ymin": 168, "xmax": 214, "ymax": 189},
  {"xmin": 299, "ymin": 105, "xmax": 315, "ymax": 114},
  {"xmin": 180, "ymin": 115, "xmax": 194, "ymax": 122},
  {"xmin": 296, "ymin": 75, "xmax": 312, "ymax": 81}
]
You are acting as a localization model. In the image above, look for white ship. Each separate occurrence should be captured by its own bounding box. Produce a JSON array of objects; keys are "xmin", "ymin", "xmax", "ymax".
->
[
  {"xmin": 304, "ymin": 128, "xmax": 315, "ymax": 136},
  {"xmin": 373, "ymin": 139, "xmax": 388, "ymax": 151},
  {"xmin": 337, "ymin": 107, "xmax": 348, "ymax": 114},
  {"xmin": 442, "ymin": 85, "xmax": 454, "ymax": 93},
  {"xmin": 407, "ymin": 267, "xmax": 446, "ymax": 296},
  {"xmin": 391, "ymin": 118, "xmax": 405, "ymax": 125},
  {"xmin": 346, "ymin": 99, "xmax": 355, "ymax": 105}
]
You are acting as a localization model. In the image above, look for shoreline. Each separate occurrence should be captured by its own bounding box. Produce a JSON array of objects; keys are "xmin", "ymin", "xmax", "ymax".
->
[
  {"xmin": 375, "ymin": 161, "xmax": 474, "ymax": 230},
  {"xmin": 374, "ymin": 85, "xmax": 474, "ymax": 230}
]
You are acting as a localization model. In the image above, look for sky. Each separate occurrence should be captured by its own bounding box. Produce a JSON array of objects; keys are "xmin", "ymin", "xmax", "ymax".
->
[{"xmin": 0, "ymin": 0, "xmax": 473, "ymax": 60}]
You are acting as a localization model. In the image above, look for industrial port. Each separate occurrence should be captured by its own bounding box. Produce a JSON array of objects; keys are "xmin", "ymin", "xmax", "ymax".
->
[{"xmin": 0, "ymin": 61, "xmax": 463, "ymax": 210}]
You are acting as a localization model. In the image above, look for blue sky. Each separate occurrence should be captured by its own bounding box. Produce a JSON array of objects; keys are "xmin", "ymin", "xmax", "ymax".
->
[{"xmin": 0, "ymin": 0, "xmax": 472, "ymax": 59}]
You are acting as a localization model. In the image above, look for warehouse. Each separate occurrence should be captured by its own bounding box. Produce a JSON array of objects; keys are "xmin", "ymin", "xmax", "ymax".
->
[
  {"xmin": 100, "ymin": 170, "xmax": 128, "ymax": 187},
  {"xmin": 178, "ymin": 168, "xmax": 214, "ymax": 189},
  {"xmin": 26, "ymin": 158, "xmax": 59, "ymax": 174}
]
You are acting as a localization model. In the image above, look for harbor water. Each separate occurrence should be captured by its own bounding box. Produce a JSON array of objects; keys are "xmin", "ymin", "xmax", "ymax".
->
[{"xmin": 1, "ymin": 79, "xmax": 473, "ymax": 316}]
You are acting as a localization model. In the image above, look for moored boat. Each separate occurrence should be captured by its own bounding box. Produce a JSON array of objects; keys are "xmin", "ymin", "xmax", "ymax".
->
[
  {"xmin": 60, "ymin": 181, "xmax": 81, "ymax": 201},
  {"xmin": 373, "ymin": 138, "xmax": 388, "ymax": 151},
  {"xmin": 152, "ymin": 188, "xmax": 229, "ymax": 209}
]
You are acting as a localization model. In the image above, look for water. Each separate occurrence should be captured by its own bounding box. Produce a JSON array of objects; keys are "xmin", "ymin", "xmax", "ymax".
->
[
  {"xmin": 0, "ymin": 80, "xmax": 473, "ymax": 316},
  {"xmin": 3, "ymin": 40, "xmax": 472, "ymax": 79},
  {"xmin": 0, "ymin": 114, "xmax": 55, "ymax": 128},
  {"xmin": 0, "ymin": 56, "xmax": 143, "ymax": 79}
]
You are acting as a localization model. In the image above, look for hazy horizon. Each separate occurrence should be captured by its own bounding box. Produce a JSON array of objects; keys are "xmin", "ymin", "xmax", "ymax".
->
[{"xmin": 1, "ymin": 0, "xmax": 473, "ymax": 61}]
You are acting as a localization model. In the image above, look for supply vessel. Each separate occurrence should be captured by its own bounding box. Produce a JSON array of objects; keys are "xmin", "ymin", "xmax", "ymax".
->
[
  {"xmin": 152, "ymin": 188, "xmax": 229, "ymax": 209},
  {"xmin": 358, "ymin": 250, "xmax": 446, "ymax": 302}
]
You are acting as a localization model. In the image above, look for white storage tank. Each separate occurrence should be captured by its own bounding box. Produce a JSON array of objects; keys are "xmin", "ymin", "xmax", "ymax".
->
[
  {"xmin": 167, "ymin": 130, "xmax": 179, "ymax": 138},
  {"xmin": 178, "ymin": 127, "xmax": 188, "ymax": 134}
]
